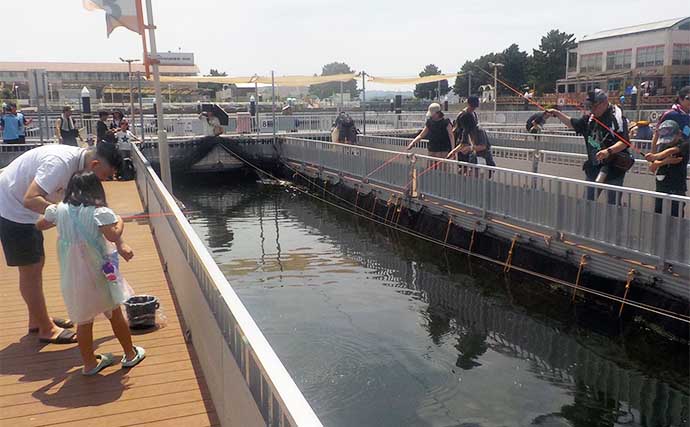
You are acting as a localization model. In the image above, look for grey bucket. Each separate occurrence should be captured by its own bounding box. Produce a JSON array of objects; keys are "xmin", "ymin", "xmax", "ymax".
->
[{"xmin": 124, "ymin": 295, "xmax": 159, "ymax": 329}]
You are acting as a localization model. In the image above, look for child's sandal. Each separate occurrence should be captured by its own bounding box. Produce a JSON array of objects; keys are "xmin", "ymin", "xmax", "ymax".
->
[
  {"xmin": 82, "ymin": 353, "xmax": 115, "ymax": 376},
  {"xmin": 121, "ymin": 346, "xmax": 146, "ymax": 368}
]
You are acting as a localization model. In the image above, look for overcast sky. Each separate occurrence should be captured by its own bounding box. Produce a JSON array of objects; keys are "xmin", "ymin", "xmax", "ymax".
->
[{"xmin": 5, "ymin": 1, "xmax": 681, "ymax": 91}]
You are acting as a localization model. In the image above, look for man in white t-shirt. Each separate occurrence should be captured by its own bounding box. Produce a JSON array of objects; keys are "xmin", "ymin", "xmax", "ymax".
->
[{"xmin": 0, "ymin": 143, "xmax": 122, "ymax": 344}]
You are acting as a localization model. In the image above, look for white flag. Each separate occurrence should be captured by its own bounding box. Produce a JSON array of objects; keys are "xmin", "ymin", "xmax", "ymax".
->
[{"xmin": 84, "ymin": 0, "xmax": 142, "ymax": 37}]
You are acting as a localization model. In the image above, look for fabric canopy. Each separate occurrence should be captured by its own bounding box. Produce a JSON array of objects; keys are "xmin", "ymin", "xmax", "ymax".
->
[
  {"xmin": 158, "ymin": 75, "xmax": 257, "ymax": 84},
  {"xmin": 255, "ymin": 73, "xmax": 357, "ymax": 85},
  {"xmin": 367, "ymin": 73, "xmax": 462, "ymax": 85}
]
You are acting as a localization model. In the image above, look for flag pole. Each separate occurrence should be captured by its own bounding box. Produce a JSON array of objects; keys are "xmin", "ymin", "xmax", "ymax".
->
[
  {"xmin": 144, "ymin": 0, "xmax": 172, "ymax": 190},
  {"xmin": 135, "ymin": 0, "xmax": 150, "ymax": 78}
]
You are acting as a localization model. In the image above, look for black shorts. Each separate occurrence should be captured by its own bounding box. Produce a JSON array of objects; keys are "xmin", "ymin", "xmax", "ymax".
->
[
  {"xmin": 0, "ymin": 216, "xmax": 44, "ymax": 266},
  {"xmin": 3, "ymin": 138, "xmax": 20, "ymax": 144}
]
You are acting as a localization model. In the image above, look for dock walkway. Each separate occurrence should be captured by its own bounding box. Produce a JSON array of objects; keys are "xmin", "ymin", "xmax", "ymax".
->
[{"xmin": 0, "ymin": 181, "xmax": 217, "ymax": 426}]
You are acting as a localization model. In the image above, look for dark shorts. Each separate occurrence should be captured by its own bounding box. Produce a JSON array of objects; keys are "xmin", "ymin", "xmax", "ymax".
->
[
  {"xmin": 3, "ymin": 138, "xmax": 20, "ymax": 144},
  {"xmin": 0, "ymin": 216, "xmax": 44, "ymax": 266}
]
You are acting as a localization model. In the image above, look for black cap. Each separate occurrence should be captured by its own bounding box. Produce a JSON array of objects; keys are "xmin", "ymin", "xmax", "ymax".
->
[
  {"xmin": 467, "ymin": 96, "xmax": 480, "ymax": 108},
  {"xmin": 585, "ymin": 89, "xmax": 608, "ymax": 106}
]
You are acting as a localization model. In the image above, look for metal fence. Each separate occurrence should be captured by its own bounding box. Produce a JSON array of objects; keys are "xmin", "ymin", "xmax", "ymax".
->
[
  {"xmin": 131, "ymin": 146, "xmax": 322, "ymax": 427},
  {"xmin": 279, "ymin": 137, "xmax": 690, "ymax": 269}
]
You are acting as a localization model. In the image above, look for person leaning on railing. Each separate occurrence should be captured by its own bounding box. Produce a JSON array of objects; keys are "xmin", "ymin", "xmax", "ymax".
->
[
  {"xmin": 547, "ymin": 89, "xmax": 634, "ymax": 204},
  {"xmin": 644, "ymin": 120, "xmax": 688, "ymax": 217}
]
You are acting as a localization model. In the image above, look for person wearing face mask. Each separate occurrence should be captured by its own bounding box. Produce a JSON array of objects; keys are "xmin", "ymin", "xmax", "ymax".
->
[{"xmin": 547, "ymin": 89, "xmax": 633, "ymax": 203}]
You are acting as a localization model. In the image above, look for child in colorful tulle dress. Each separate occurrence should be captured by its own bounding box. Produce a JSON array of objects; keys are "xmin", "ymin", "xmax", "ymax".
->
[{"xmin": 37, "ymin": 171, "xmax": 146, "ymax": 375}]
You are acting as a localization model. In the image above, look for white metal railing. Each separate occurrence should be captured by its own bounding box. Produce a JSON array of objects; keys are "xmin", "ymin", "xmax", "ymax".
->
[
  {"xmin": 131, "ymin": 146, "xmax": 322, "ymax": 427},
  {"xmin": 280, "ymin": 137, "xmax": 690, "ymax": 268}
]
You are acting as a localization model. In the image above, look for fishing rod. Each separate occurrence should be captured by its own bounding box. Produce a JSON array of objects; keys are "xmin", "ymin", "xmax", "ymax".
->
[
  {"xmin": 221, "ymin": 144, "xmax": 689, "ymax": 324},
  {"xmin": 121, "ymin": 210, "xmax": 199, "ymax": 220},
  {"xmin": 470, "ymin": 65, "xmax": 646, "ymax": 156}
]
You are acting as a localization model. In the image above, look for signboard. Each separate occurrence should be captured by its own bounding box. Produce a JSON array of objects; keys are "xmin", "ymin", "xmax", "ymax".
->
[
  {"xmin": 158, "ymin": 52, "xmax": 195, "ymax": 66},
  {"xmin": 557, "ymin": 97, "xmax": 565, "ymax": 106}
]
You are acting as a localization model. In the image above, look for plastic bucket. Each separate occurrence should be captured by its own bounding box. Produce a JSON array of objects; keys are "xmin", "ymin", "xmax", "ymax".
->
[{"xmin": 124, "ymin": 295, "xmax": 159, "ymax": 329}]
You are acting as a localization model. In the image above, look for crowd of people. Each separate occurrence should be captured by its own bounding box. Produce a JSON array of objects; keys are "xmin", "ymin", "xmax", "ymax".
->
[{"xmin": 407, "ymin": 86, "xmax": 689, "ymax": 216}]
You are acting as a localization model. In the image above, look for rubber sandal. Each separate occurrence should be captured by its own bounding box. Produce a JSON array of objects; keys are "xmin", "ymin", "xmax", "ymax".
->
[
  {"xmin": 38, "ymin": 329, "xmax": 77, "ymax": 344},
  {"xmin": 82, "ymin": 353, "xmax": 115, "ymax": 376},
  {"xmin": 121, "ymin": 346, "xmax": 146, "ymax": 368},
  {"xmin": 29, "ymin": 318, "xmax": 74, "ymax": 333}
]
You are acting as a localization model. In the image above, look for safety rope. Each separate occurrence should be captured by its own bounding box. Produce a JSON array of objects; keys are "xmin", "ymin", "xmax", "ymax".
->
[
  {"xmin": 444, "ymin": 216, "xmax": 453, "ymax": 243},
  {"xmin": 504, "ymin": 234, "xmax": 520, "ymax": 273},
  {"xmin": 222, "ymin": 146, "xmax": 690, "ymax": 324},
  {"xmin": 619, "ymin": 269, "xmax": 636, "ymax": 317},
  {"xmin": 370, "ymin": 195, "xmax": 377, "ymax": 217},
  {"xmin": 572, "ymin": 254, "xmax": 589, "ymax": 302},
  {"xmin": 469, "ymin": 228, "xmax": 476, "ymax": 254}
]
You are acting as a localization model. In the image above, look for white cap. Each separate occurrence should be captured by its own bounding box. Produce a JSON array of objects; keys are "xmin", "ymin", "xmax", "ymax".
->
[{"xmin": 426, "ymin": 102, "xmax": 442, "ymax": 118}]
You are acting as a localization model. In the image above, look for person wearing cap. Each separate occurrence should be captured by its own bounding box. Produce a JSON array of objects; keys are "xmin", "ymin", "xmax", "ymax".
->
[
  {"xmin": 407, "ymin": 103, "xmax": 455, "ymax": 160},
  {"xmin": 0, "ymin": 102, "xmax": 23, "ymax": 144},
  {"xmin": 651, "ymin": 86, "xmax": 690, "ymax": 154},
  {"xmin": 448, "ymin": 96, "xmax": 480, "ymax": 163},
  {"xmin": 55, "ymin": 106, "xmax": 83, "ymax": 146},
  {"xmin": 547, "ymin": 89, "xmax": 633, "ymax": 203},
  {"xmin": 645, "ymin": 120, "xmax": 689, "ymax": 217}
]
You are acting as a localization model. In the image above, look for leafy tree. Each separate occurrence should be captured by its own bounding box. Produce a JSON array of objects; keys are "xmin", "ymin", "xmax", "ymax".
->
[
  {"xmin": 453, "ymin": 53, "xmax": 500, "ymax": 97},
  {"xmin": 413, "ymin": 64, "xmax": 450, "ymax": 100},
  {"xmin": 308, "ymin": 62, "xmax": 358, "ymax": 100},
  {"xmin": 529, "ymin": 30, "xmax": 576, "ymax": 94},
  {"xmin": 500, "ymin": 44, "xmax": 530, "ymax": 94}
]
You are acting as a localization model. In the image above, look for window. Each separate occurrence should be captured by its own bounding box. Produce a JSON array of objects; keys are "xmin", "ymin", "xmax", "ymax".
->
[
  {"xmin": 568, "ymin": 52, "xmax": 577, "ymax": 72},
  {"xmin": 606, "ymin": 49, "xmax": 632, "ymax": 70},
  {"xmin": 672, "ymin": 75, "xmax": 690, "ymax": 92},
  {"xmin": 557, "ymin": 84, "xmax": 566, "ymax": 93},
  {"xmin": 580, "ymin": 53, "xmax": 603, "ymax": 73},
  {"xmin": 608, "ymin": 79, "xmax": 622, "ymax": 91},
  {"xmin": 567, "ymin": 84, "xmax": 576, "ymax": 93},
  {"xmin": 672, "ymin": 44, "xmax": 690, "ymax": 65},
  {"xmin": 636, "ymin": 45, "xmax": 664, "ymax": 67}
]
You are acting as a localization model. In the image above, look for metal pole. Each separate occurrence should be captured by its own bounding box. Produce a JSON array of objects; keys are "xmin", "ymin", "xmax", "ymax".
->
[
  {"xmin": 255, "ymin": 80, "xmax": 259, "ymax": 136},
  {"xmin": 340, "ymin": 80, "xmax": 344, "ymax": 113},
  {"xmin": 137, "ymin": 71, "xmax": 144, "ymax": 143},
  {"xmin": 468, "ymin": 72, "xmax": 472, "ymax": 96},
  {"xmin": 127, "ymin": 61, "xmax": 135, "ymax": 121},
  {"xmin": 362, "ymin": 71, "xmax": 366, "ymax": 135},
  {"xmin": 41, "ymin": 73, "xmax": 49, "ymax": 143},
  {"xmin": 271, "ymin": 70, "xmax": 276, "ymax": 143},
  {"xmin": 145, "ymin": 0, "xmax": 172, "ymax": 190},
  {"xmin": 493, "ymin": 66, "xmax": 498, "ymax": 116},
  {"xmin": 437, "ymin": 80, "xmax": 441, "ymax": 102}
]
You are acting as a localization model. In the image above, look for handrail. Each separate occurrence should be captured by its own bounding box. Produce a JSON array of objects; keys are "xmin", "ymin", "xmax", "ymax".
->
[{"xmin": 131, "ymin": 145, "xmax": 322, "ymax": 426}]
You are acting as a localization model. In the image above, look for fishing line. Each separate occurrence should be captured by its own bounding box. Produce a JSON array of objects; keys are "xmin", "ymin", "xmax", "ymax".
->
[{"xmin": 221, "ymin": 145, "xmax": 689, "ymax": 324}]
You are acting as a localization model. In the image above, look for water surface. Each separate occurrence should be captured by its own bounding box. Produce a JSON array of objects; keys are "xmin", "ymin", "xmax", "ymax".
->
[{"xmin": 176, "ymin": 176, "xmax": 689, "ymax": 427}]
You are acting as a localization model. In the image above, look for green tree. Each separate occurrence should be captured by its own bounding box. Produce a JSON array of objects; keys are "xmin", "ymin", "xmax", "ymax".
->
[
  {"xmin": 308, "ymin": 62, "xmax": 358, "ymax": 100},
  {"xmin": 500, "ymin": 44, "xmax": 530, "ymax": 95},
  {"xmin": 529, "ymin": 30, "xmax": 576, "ymax": 94},
  {"xmin": 413, "ymin": 64, "xmax": 450, "ymax": 100},
  {"xmin": 453, "ymin": 53, "xmax": 500, "ymax": 97}
]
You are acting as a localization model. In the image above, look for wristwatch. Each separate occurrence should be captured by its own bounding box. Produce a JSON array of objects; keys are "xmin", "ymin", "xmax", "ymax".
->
[{"xmin": 606, "ymin": 148, "xmax": 613, "ymax": 155}]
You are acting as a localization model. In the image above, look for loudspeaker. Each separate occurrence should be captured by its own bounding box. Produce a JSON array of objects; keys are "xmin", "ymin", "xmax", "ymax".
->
[{"xmin": 394, "ymin": 95, "xmax": 402, "ymax": 114}]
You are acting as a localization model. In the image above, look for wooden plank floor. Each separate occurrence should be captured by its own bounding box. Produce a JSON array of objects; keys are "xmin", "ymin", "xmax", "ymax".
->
[{"xmin": 0, "ymin": 181, "xmax": 218, "ymax": 426}]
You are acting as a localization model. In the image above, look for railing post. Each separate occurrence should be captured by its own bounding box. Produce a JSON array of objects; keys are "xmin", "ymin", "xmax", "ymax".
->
[
  {"xmin": 553, "ymin": 180, "xmax": 562, "ymax": 232},
  {"xmin": 481, "ymin": 170, "xmax": 488, "ymax": 216},
  {"xmin": 657, "ymin": 198, "xmax": 669, "ymax": 270}
]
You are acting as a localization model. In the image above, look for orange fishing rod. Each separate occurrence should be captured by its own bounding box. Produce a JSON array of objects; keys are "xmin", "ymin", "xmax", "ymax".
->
[{"xmin": 471, "ymin": 65, "xmax": 646, "ymax": 156}]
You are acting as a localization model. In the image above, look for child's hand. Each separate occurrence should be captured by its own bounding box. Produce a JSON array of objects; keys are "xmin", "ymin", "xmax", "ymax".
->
[{"xmin": 117, "ymin": 242, "xmax": 134, "ymax": 261}]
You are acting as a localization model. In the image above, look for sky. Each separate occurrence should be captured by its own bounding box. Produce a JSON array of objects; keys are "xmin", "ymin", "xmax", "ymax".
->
[{"xmin": 5, "ymin": 1, "xmax": 681, "ymax": 92}]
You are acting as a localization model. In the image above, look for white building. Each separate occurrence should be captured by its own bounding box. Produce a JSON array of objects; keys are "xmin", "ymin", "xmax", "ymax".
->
[{"xmin": 557, "ymin": 17, "xmax": 690, "ymax": 98}]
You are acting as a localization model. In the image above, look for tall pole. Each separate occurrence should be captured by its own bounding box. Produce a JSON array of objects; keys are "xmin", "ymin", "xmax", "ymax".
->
[
  {"xmin": 437, "ymin": 80, "xmax": 441, "ymax": 102},
  {"xmin": 340, "ymin": 80, "xmax": 344, "ymax": 113},
  {"xmin": 488, "ymin": 62, "xmax": 503, "ymax": 118},
  {"xmin": 120, "ymin": 58, "xmax": 138, "ymax": 122},
  {"xmin": 137, "ymin": 71, "xmax": 144, "ymax": 143},
  {"xmin": 145, "ymin": 0, "xmax": 172, "ymax": 190},
  {"xmin": 468, "ymin": 71, "xmax": 472, "ymax": 96},
  {"xmin": 361, "ymin": 71, "xmax": 366, "ymax": 135},
  {"xmin": 255, "ymin": 79, "xmax": 260, "ymax": 136},
  {"xmin": 271, "ymin": 70, "xmax": 276, "ymax": 143}
]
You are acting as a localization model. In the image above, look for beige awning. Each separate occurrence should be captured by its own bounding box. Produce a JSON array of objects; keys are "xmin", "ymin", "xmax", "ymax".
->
[
  {"xmin": 254, "ymin": 73, "xmax": 357, "ymax": 85},
  {"xmin": 367, "ymin": 73, "xmax": 463, "ymax": 85},
  {"xmin": 159, "ymin": 75, "xmax": 257, "ymax": 84}
]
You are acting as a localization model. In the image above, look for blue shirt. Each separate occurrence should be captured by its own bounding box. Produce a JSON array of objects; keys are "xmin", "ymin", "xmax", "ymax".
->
[
  {"xmin": 17, "ymin": 112, "xmax": 26, "ymax": 136},
  {"xmin": 0, "ymin": 113, "xmax": 21, "ymax": 141}
]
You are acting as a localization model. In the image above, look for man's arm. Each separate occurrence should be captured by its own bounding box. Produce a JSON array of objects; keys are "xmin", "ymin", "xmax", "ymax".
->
[
  {"xmin": 407, "ymin": 127, "xmax": 429, "ymax": 150},
  {"xmin": 546, "ymin": 109, "xmax": 575, "ymax": 130},
  {"xmin": 446, "ymin": 123, "xmax": 455, "ymax": 151},
  {"xmin": 22, "ymin": 180, "xmax": 53, "ymax": 214},
  {"xmin": 645, "ymin": 146, "xmax": 680, "ymax": 162},
  {"xmin": 54, "ymin": 118, "xmax": 62, "ymax": 141}
]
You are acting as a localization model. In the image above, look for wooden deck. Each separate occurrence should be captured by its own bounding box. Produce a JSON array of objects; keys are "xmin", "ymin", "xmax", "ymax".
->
[{"xmin": 0, "ymin": 181, "xmax": 217, "ymax": 426}]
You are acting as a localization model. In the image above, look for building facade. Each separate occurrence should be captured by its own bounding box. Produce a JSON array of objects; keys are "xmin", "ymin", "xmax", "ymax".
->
[
  {"xmin": 557, "ymin": 17, "xmax": 690, "ymax": 103},
  {"xmin": 0, "ymin": 58, "xmax": 199, "ymax": 103}
]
